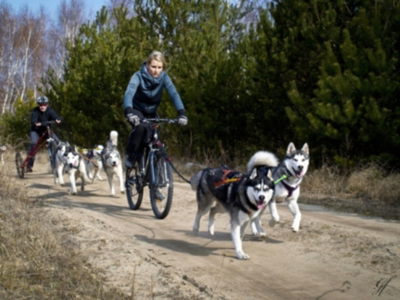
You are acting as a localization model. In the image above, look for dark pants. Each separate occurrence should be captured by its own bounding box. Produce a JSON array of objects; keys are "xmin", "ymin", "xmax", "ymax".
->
[
  {"xmin": 126, "ymin": 109, "xmax": 156, "ymax": 160},
  {"xmin": 27, "ymin": 130, "xmax": 59, "ymax": 168}
]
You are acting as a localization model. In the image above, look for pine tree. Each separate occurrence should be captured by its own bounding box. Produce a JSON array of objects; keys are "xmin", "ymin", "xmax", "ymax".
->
[{"xmin": 286, "ymin": 0, "xmax": 400, "ymax": 165}]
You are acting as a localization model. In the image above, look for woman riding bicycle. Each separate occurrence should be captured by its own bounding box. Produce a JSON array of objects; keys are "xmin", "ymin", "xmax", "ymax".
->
[
  {"xmin": 26, "ymin": 96, "xmax": 62, "ymax": 172},
  {"xmin": 123, "ymin": 50, "xmax": 188, "ymax": 168}
]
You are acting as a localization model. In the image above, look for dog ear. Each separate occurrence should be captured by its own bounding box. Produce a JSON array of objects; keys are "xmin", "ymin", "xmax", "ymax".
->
[
  {"xmin": 301, "ymin": 143, "xmax": 309, "ymax": 155},
  {"xmin": 287, "ymin": 142, "xmax": 296, "ymax": 154},
  {"xmin": 267, "ymin": 169, "xmax": 273, "ymax": 181},
  {"xmin": 249, "ymin": 168, "xmax": 257, "ymax": 180}
]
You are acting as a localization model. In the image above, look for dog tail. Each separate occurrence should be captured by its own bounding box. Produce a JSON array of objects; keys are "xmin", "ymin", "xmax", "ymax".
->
[
  {"xmin": 247, "ymin": 151, "xmax": 279, "ymax": 174},
  {"xmin": 110, "ymin": 131, "xmax": 118, "ymax": 146},
  {"xmin": 190, "ymin": 170, "xmax": 204, "ymax": 191}
]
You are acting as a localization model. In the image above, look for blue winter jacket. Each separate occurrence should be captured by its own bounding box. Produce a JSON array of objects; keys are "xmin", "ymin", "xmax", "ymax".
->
[{"xmin": 123, "ymin": 62, "xmax": 185, "ymax": 116}]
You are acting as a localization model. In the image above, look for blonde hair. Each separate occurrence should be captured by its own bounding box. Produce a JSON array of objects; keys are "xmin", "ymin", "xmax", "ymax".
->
[{"xmin": 146, "ymin": 51, "xmax": 167, "ymax": 68}]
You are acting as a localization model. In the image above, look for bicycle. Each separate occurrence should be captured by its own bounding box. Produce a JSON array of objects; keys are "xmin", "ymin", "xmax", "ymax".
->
[
  {"xmin": 15, "ymin": 121, "xmax": 60, "ymax": 179},
  {"xmin": 125, "ymin": 118, "xmax": 178, "ymax": 219}
]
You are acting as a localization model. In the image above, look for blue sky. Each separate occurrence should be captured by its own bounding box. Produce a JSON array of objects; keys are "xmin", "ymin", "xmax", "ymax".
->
[{"xmin": 10, "ymin": 0, "xmax": 107, "ymax": 17}]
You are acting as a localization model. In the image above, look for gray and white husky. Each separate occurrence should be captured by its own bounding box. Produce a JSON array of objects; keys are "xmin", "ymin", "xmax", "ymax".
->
[
  {"xmin": 190, "ymin": 151, "xmax": 278, "ymax": 260},
  {"xmin": 101, "ymin": 131, "xmax": 125, "ymax": 196},
  {"xmin": 249, "ymin": 143, "xmax": 309, "ymax": 233},
  {"xmin": 52, "ymin": 141, "xmax": 70, "ymax": 186},
  {"xmin": 64, "ymin": 146, "xmax": 90, "ymax": 195},
  {"xmin": 84, "ymin": 145, "xmax": 104, "ymax": 182}
]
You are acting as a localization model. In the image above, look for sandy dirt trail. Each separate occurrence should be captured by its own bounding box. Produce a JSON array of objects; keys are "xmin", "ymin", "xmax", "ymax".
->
[{"xmin": 9, "ymin": 161, "xmax": 400, "ymax": 300}]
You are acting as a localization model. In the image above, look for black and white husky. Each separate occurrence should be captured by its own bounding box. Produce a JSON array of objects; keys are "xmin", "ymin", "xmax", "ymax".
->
[
  {"xmin": 64, "ymin": 146, "xmax": 90, "ymax": 195},
  {"xmin": 190, "ymin": 152, "xmax": 278, "ymax": 260},
  {"xmin": 52, "ymin": 141, "xmax": 69, "ymax": 186},
  {"xmin": 249, "ymin": 143, "xmax": 310, "ymax": 233},
  {"xmin": 100, "ymin": 131, "xmax": 125, "ymax": 196}
]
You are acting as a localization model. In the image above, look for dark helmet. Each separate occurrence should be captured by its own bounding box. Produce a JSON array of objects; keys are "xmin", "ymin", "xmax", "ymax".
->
[{"xmin": 36, "ymin": 96, "xmax": 49, "ymax": 105}]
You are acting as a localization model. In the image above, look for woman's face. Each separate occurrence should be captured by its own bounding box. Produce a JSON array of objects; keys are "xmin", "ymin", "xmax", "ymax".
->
[{"xmin": 146, "ymin": 59, "xmax": 163, "ymax": 78}]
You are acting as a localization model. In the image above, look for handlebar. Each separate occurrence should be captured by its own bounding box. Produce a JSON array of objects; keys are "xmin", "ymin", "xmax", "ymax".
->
[
  {"xmin": 140, "ymin": 118, "xmax": 179, "ymax": 124},
  {"xmin": 41, "ymin": 120, "xmax": 59, "ymax": 127}
]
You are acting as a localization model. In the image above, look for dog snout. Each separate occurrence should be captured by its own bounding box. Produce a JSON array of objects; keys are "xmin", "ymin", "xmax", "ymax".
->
[
  {"xmin": 69, "ymin": 163, "xmax": 73, "ymax": 168},
  {"xmin": 258, "ymin": 195, "xmax": 265, "ymax": 202}
]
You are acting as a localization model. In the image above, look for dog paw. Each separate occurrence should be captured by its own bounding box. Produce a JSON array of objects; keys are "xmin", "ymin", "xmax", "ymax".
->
[
  {"xmin": 269, "ymin": 219, "xmax": 278, "ymax": 227},
  {"xmin": 237, "ymin": 252, "xmax": 250, "ymax": 260},
  {"xmin": 208, "ymin": 225, "xmax": 215, "ymax": 236},
  {"xmin": 259, "ymin": 232, "xmax": 267, "ymax": 238},
  {"xmin": 121, "ymin": 190, "xmax": 125, "ymax": 194}
]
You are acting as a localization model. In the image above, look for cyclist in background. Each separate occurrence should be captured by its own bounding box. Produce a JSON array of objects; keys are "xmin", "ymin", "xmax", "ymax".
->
[
  {"xmin": 123, "ymin": 50, "xmax": 188, "ymax": 168},
  {"xmin": 26, "ymin": 96, "xmax": 62, "ymax": 172}
]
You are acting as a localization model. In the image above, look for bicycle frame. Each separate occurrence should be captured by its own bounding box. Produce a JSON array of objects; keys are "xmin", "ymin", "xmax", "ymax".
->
[
  {"xmin": 25, "ymin": 128, "xmax": 55, "ymax": 166},
  {"xmin": 16, "ymin": 122, "xmax": 60, "ymax": 178},
  {"xmin": 126, "ymin": 118, "xmax": 178, "ymax": 219},
  {"xmin": 140, "ymin": 123, "xmax": 165, "ymax": 185}
]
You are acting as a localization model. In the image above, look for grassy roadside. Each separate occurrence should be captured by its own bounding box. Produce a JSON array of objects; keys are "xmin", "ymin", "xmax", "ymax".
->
[
  {"xmin": 0, "ymin": 162, "xmax": 129, "ymax": 299},
  {"xmin": 300, "ymin": 163, "xmax": 400, "ymax": 220}
]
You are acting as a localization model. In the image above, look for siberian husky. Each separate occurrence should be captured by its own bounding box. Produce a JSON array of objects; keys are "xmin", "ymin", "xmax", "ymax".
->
[
  {"xmin": 101, "ymin": 131, "xmax": 125, "ymax": 196},
  {"xmin": 249, "ymin": 143, "xmax": 309, "ymax": 233},
  {"xmin": 52, "ymin": 141, "xmax": 69, "ymax": 186},
  {"xmin": 84, "ymin": 145, "xmax": 104, "ymax": 182},
  {"xmin": 190, "ymin": 151, "xmax": 278, "ymax": 260},
  {"xmin": 64, "ymin": 146, "xmax": 90, "ymax": 195}
]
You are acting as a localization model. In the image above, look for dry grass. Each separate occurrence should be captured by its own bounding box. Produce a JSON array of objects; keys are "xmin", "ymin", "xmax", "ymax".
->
[
  {"xmin": 302, "ymin": 163, "xmax": 400, "ymax": 219},
  {"xmin": 0, "ymin": 164, "xmax": 129, "ymax": 299}
]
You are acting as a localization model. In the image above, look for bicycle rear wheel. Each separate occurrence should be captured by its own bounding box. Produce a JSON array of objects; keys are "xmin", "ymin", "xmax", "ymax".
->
[
  {"xmin": 149, "ymin": 156, "xmax": 173, "ymax": 219},
  {"xmin": 15, "ymin": 152, "xmax": 25, "ymax": 179},
  {"xmin": 125, "ymin": 166, "xmax": 144, "ymax": 210}
]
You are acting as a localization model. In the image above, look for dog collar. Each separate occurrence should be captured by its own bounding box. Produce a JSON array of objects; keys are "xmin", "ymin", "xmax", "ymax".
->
[{"xmin": 73, "ymin": 157, "xmax": 81, "ymax": 170}]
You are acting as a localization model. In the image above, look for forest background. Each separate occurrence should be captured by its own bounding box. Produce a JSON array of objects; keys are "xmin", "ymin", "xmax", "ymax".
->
[{"xmin": 0, "ymin": 0, "xmax": 399, "ymax": 170}]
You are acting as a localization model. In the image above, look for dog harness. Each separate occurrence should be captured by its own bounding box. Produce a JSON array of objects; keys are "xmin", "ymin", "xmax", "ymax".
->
[
  {"xmin": 85, "ymin": 151, "xmax": 102, "ymax": 168},
  {"xmin": 208, "ymin": 166, "xmax": 255, "ymax": 216},
  {"xmin": 282, "ymin": 181, "xmax": 299, "ymax": 198},
  {"xmin": 213, "ymin": 168, "xmax": 242, "ymax": 187}
]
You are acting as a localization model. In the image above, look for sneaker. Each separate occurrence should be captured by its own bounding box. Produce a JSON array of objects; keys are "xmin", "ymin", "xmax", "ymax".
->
[
  {"xmin": 26, "ymin": 167, "xmax": 33, "ymax": 173},
  {"xmin": 154, "ymin": 189, "xmax": 165, "ymax": 200},
  {"xmin": 125, "ymin": 156, "xmax": 136, "ymax": 168}
]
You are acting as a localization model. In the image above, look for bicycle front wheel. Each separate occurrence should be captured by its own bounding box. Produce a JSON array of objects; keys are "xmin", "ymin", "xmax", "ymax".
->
[
  {"xmin": 149, "ymin": 156, "xmax": 173, "ymax": 219},
  {"xmin": 15, "ymin": 152, "xmax": 25, "ymax": 179},
  {"xmin": 125, "ymin": 166, "xmax": 143, "ymax": 210}
]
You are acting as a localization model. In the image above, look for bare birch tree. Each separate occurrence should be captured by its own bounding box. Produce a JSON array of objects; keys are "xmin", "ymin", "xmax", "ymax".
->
[{"xmin": 46, "ymin": 0, "xmax": 87, "ymax": 79}]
